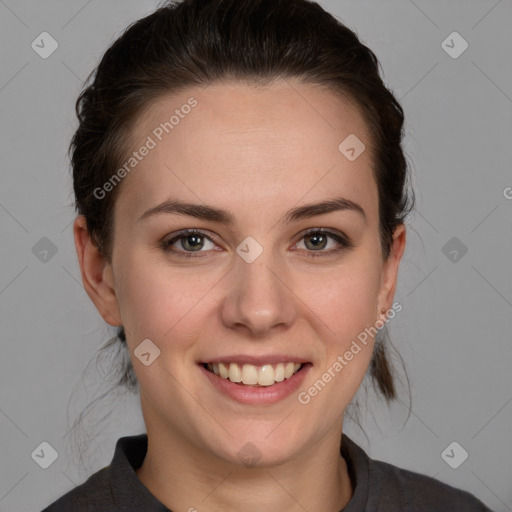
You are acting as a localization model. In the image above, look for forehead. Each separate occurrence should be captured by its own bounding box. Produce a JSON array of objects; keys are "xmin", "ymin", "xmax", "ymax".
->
[{"xmin": 115, "ymin": 79, "xmax": 378, "ymax": 226}]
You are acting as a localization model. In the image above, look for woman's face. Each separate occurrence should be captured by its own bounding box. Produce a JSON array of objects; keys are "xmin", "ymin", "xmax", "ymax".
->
[{"xmin": 79, "ymin": 79, "xmax": 405, "ymax": 465}]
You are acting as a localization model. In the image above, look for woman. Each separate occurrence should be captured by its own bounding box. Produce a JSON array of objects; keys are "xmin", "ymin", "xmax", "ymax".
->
[{"xmin": 42, "ymin": 0, "xmax": 493, "ymax": 510}]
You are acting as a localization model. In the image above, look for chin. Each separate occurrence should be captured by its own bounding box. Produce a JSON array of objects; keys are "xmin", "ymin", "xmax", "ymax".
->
[{"xmin": 205, "ymin": 427, "xmax": 306, "ymax": 468}]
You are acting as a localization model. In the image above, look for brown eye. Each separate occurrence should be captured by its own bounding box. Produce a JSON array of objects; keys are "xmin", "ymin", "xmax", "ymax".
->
[
  {"xmin": 294, "ymin": 229, "xmax": 353, "ymax": 257},
  {"xmin": 303, "ymin": 232, "xmax": 329, "ymax": 250},
  {"xmin": 162, "ymin": 229, "xmax": 217, "ymax": 257},
  {"xmin": 161, "ymin": 228, "xmax": 353, "ymax": 260}
]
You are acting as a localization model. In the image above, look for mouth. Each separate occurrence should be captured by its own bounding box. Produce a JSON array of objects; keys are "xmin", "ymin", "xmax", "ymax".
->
[{"xmin": 201, "ymin": 361, "xmax": 306, "ymax": 387}]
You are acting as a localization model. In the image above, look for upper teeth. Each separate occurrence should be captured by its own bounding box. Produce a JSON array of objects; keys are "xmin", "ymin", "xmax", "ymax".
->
[{"xmin": 206, "ymin": 362, "xmax": 302, "ymax": 386}]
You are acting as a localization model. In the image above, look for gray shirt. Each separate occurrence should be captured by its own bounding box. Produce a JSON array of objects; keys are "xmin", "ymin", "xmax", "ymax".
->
[{"xmin": 41, "ymin": 433, "xmax": 493, "ymax": 511}]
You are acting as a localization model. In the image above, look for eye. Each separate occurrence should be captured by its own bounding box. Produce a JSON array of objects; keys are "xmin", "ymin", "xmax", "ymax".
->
[
  {"xmin": 161, "ymin": 228, "xmax": 354, "ymax": 259},
  {"xmin": 161, "ymin": 229, "xmax": 217, "ymax": 258},
  {"xmin": 293, "ymin": 228, "xmax": 353, "ymax": 257}
]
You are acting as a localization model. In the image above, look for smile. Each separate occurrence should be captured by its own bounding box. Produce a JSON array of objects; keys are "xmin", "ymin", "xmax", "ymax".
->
[{"xmin": 203, "ymin": 362, "xmax": 303, "ymax": 386}]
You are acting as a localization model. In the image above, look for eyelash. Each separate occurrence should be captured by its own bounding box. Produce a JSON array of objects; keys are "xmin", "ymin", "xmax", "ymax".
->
[{"xmin": 161, "ymin": 228, "xmax": 354, "ymax": 259}]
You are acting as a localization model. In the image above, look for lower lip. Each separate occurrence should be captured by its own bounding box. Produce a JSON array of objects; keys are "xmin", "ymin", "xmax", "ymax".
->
[{"xmin": 199, "ymin": 363, "xmax": 312, "ymax": 405}]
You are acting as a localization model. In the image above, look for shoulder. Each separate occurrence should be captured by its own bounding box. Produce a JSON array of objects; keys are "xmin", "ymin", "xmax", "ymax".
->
[
  {"xmin": 341, "ymin": 434, "xmax": 493, "ymax": 512},
  {"xmin": 41, "ymin": 434, "xmax": 165, "ymax": 512},
  {"xmin": 40, "ymin": 434, "xmax": 152, "ymax": 511},
  {"xmin": 41, "ymin": 466, "xmax": 113, "ymax": 511},
  {"xmin": 368, "ymin": 457, "xmax": 493, "ymax": 511}
]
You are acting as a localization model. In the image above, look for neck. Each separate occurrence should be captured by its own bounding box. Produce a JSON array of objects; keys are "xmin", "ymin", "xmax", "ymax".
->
[{"xmin": 136, "ymin": 421, "xmax": 353, "ymax": 512}]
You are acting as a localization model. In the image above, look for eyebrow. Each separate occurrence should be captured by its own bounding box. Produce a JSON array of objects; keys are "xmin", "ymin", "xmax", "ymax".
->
[{"xmin": 137, "ymin": 196, "xmax": 367, "ymax": 225}]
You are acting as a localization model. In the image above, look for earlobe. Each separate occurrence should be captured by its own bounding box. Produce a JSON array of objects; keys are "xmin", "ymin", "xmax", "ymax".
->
[
  {"xmin": 73, "ymin": 215, "xmax": 122, "ymax": 326},
  {"xmin": 377, "ymin": 223, "xmax": 407, "ymax": 317}
]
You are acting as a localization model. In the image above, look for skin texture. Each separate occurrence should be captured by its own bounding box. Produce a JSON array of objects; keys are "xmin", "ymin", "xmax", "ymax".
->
[{"xmin": 74, "ymin": 78, "xmax": 406, "ymax": 512}]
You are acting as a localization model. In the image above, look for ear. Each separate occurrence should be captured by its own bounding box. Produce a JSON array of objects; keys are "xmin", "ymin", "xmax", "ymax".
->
[
  {"xmin": 73, "ymin": 215, "xmax": 122, "ymax": 326},
  {"xmin": 377, "ymin": 223, "xmax": 406, "ymax": 317}
]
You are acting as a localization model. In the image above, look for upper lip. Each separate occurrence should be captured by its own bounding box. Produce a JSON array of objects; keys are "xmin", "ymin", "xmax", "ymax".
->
[{"xmin": 200, "ymin": 355, "xmax": 310, "ymax": 366}]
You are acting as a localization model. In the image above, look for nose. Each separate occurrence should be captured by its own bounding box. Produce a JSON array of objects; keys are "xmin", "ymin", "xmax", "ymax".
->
[{"xmin": 220, "ymin": 250, "xmax": 297, "ymax": 338}]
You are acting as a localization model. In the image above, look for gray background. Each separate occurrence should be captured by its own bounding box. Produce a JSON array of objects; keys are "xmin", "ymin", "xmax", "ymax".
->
[{"xmin": 1, "ymin": 1, "xmax": 511, "ymax": 511}]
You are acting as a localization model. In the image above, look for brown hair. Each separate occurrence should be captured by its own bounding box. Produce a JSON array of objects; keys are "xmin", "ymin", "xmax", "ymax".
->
[{"xmin": 70, "ymin": 0, "xmax": 414, "ymax": 442}]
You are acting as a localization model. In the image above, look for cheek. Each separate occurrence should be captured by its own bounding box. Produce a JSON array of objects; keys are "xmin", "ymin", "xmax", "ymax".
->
[
  {"xmin": 298, "ymin": 270, "xmax": 379, "ymax": 410},
  {"xmin": 113, "ymin": 251, "xmax": 222, "ymax": 345},
  {"xmin": 300, "ymin": 259, "xmax": 381, "ymax": 339}
]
